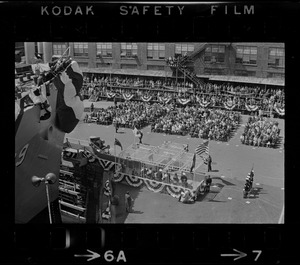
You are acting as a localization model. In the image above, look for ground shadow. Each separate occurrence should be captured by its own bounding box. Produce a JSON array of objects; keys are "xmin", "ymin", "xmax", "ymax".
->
[
  {"xmin": 114, "ymin": 182, "xmax": 144, "ymax": 223},
  {"xmin": 212, "ymin": 176, "xmax": 236, "ymax": 186},
  {"xmin": 209, "ymin": 169, "xmax": 219, "ymax": 172},
  {"xmin": 116, "ymin": 131, "xmax": 125, "ymax": 134},
  {"xmin": 208, "ymin": 199, "xmax": 226, "ymax": 203},
  {"xmin": 248, "ymin": 187, "xmax": 266, "ymax": 199},
  {"xmin": 131, "ymin": 210, "xmax": 144, "ymax": 214}
]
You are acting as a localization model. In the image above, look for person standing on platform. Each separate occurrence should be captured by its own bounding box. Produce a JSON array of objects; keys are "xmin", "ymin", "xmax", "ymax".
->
[
  {"xmin": 157, "ymin": 169, "xmax": 163, "ymax": 181},
  {"xmin": 207, "ymin": 155, "xmax": 212, "ymax": 172},
  {"xmin": 138, "ymin": 130, "xmax": 143, "ymax": 144},
  {"xmin": 91, "ymin": 103, "xmax": 94, "ymax": 112},
  {"xmin": 113, "ymin": 119, "xmax": 119, "ymax": 133},
  {"xmin": 125, "ymin": 191, "xmax": 133, "ymax": 213},
  {"xmin": 204, "ymin": 175, "xmax": 212, "ymax": 193}
]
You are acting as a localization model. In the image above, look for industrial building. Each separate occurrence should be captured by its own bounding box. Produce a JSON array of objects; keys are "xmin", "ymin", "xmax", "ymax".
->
[{"xmin": 16, "ymin": 42, "xmax": 284, "ymax": 85}]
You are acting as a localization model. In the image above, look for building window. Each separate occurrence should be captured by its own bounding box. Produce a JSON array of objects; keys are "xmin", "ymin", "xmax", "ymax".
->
[
  {"xmin": 96, "ymin": 42, "xmax": 112, "ymax": 58},
  {"xmin": 234, "ymin": 70, "xmax": 256, "ymax": 77},
  {"xmin": 121, "ymin": 43, "xmax": 138, "ymax": 58},
  {"xmin": 268, "ymin": 48, "xmax": 285, "ymax": 68},
  {"xmin": 78, "ymin": 62, "xmax": 88, "ymax": 68},
  {"xmin": 96, "ymin": 63, "xmax": 111, "ymax": 68},
  {"xmin": 175, "ymin": 43, "xmax": 194, "ymax": 57},
  {"xmin": 73, "ymin": 42, "xmax": 88, "ymax": 57},
  {"xmin": 267, "ymin": 72, "xmax": 285, "ymax": 79},
  {"xmin": 204, "ymin": 44, "xmax": 225, "ymax": 63},
  {"xmin": 147, "ymin": 65, "xmax": 165, "ymax": 71},
  {"xmin": 121, "ymin": 64, "xmax": 137, "ymax": 69},
  {"xmin": 53, "ymin": 43, "xmax": 68, "ymax": 56},
  {"xmin": 204, "ymin": 68, "xmax": 225, "ymax": 75},
  {"xmin": 236, "ymin": 46, "xmax": 257, "ymax": 65},
  {"xmin": 147, "ymin": 43, "xmax": 165, "ymax": 60}
]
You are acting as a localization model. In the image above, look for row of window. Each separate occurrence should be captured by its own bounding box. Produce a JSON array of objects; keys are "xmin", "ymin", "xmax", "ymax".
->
[
  {"xmin": 53, "ymin": 42, "xmax": 192, "ymax": 59},
  {"xmin": 77, "ymin": 62, "xmax": 285, "ymax": 78},
  {"xmin": 52, "ymin": 43, "xmax": 284, "ymax": 68}
]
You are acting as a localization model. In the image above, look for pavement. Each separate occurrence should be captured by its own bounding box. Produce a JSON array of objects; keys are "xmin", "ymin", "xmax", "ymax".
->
[{"xmin": 65, "ymin": 100, "xmax": 285, "ymax": 223}]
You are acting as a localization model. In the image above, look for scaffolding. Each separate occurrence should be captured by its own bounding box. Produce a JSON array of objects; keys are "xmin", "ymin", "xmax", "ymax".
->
[{"xmin": 118, "ymin": 141, "xmax": 204, "ymax": 174}]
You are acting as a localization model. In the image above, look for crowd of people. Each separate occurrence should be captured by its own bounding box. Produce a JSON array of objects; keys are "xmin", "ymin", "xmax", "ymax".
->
[
  {"xmin": 151, "ymin": 107, "xmax": 240, "ymax": 141},
  {"xmin": 85, "ymin": 100, "xmax": 240, "ymax": 142},
  {"xmin": 240, "ymin": 116, "xmax": 281, "ymax": 148},
  {"xmin": 80, "ymin": 74, "xmax": 285, "ymax": 116},
  {"xmin": 84, "ymin": 101, "xmax": 173, "ymax": 129},
  {"xmin": 81, "ymin": 75, "xmax": 194, "ymax": 96}
]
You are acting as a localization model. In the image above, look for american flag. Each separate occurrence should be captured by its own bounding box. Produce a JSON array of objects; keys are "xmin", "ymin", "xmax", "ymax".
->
[{"xmin": 195, "ymin": 140, "xmax": 209, "ymax": 157}]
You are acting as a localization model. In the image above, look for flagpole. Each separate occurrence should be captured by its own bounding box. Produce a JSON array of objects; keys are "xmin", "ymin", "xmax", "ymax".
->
[
  {"xmin": 193, "ymin": 168, "xmax": 195, "ymax": 183},
  {"xmin": 114, "ymin": 124, "xmax": 117, "ymax": 175}
]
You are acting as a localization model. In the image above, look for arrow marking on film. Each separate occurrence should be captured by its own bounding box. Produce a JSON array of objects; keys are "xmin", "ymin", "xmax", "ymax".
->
[
  {"xmin": 221, "ymin": 248, "xmax": 247, "ymax": 261},
  {"xmin": 74, "ymin": 249, "xmax": 100, "ymax": 262}
]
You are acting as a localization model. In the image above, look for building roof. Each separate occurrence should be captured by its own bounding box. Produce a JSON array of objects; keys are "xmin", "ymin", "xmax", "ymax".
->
[
  {"xmin": 81, "ymin": 67, "xmax": 173, "ymax": 78},
  {"xmin": 198, "ymin": 74, "xmax": 285, "ymax": 86},
  {"xmin": 81, "ymin": 67, "xmax": 284, "ymax": 86}
]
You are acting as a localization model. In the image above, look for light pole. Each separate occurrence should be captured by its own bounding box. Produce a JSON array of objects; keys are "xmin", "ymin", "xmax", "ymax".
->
[{"xmin": 31, "ymin": 173, "xmax": 57, "ymax": 224}]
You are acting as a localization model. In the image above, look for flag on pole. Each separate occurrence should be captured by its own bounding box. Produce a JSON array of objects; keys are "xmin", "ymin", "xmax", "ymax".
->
[
  {"xmin": 114, "ymin": 138, "xmax": 123, "ymax": 150},
  {"xmin": 190, "ymin": 153, "xmax": 196, "ymax": 172},
  {"xmin": 195, "ymin": 140, "xmax": 209, "ymax": 157},
  {"xmin": 53, "ymin": 60, "xmax": 84, "ymax": 133}
]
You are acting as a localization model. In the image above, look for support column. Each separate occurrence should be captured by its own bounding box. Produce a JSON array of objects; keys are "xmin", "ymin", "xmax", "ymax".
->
[
  {"xmin": 43, "ymin": 42, "xmax": 53, "ymax": 63},
  {"xmin": 37, "ymin": 42, "xmax": 43, "ymax": 53},
  {"xmin": 24, "ymin": 42, "xmax": 35, "ymax": 64}
]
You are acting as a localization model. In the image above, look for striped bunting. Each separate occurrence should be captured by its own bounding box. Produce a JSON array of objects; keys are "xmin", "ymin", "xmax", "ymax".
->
[{"xmin": 195, "ymin": 140, "xmax": 209, "ymax": 157}]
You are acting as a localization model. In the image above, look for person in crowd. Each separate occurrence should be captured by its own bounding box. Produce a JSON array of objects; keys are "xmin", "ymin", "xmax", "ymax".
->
[
  {"xmin": 157, "ymin": 168, "xmax": 163, "ymax": 181},
  {"xmin": 173, "ymin": 172, "xmax": 179, "ymax": 184},
  {"xmin": 180, "ymin": 172, "xmax": 188, "ymax": 187},
  {"xmin": 125, "ymin": 191, "xmax": 133, "ymax": 213},
  {"xmin": 147, "ymin": 168, "xmax": 153, "ymax": 179},
  {"xmin": 207, "ymin": 155, "xmax": 212, "ymax": 172}
]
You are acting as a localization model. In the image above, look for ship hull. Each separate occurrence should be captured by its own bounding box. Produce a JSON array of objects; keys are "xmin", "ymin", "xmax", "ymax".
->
[{"xmin": 15, "ymin": 86, "xmax": 65, "ymax": 223}]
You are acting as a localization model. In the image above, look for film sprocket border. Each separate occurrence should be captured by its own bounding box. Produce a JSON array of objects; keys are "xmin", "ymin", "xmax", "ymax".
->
[{"xmin": 2, "ymin": 1, "xmax": 300, "ymax": 264}]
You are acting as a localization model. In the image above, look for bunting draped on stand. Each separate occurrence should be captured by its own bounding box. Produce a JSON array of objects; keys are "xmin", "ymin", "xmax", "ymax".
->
[
  {"xmin": 113, "ymin": 172, "xmax": 125, "ymax": 182},
  {"xmin": 125, "ymin": 175, "xmax": 144, "ymax": 187},
  {"xmin": 273, "ymin": 104, "xmax": 285, "ymax": 116},
  {"xmin": 141, "ymin": 94, "xmax": 152, "ymax": 102},
  {"xmin": 223, "ymin": 100, "xmax": 236, "ymax": 110},
  {"xmin": 158, "ymin": 95, "xmax": 172, "ymax": 104},
  {"xmin": 112, "ymin": 172, "xmax": 191, "ymax": 199},
  {"xmin": 177, "ymin": 98, "xmax": 190, "ymax": 105},
  {"xmin": 80, "ymin": 149, "xmax": 115, "ymax": 170},
  {"xmin": 106, "ymin": 92, "xmax": 116, "ymax": 99},
  {"xmin": 197, "ymin": 97, "xmax": 211, "ymax": 108},
  {"xmin": 122, "ymin": 92, "xmax": 134, "ymax": 101},
  {"xmin": 144, "ymin": 179, "xmax": 166, "ymax": 193},
  {"xmin": 245, "ymin": 103, "xmax": 259, "ymax": 112},
  {"xmin": 165, "ymin": 185, "xmax": 185, "ymax": 198}
]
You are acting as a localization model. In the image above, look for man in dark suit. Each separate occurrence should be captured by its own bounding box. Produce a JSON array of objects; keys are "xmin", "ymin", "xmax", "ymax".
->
[
  {"xmin": 125, "ymin": 191, "xmax": 133, "ymax": 213},
  {"xmin": 204, "ymin": 175, "xmax": 212, "ymax": 192},
  {"xmin": 138, "ymin": 130, "xmax": 143, "ymax": 144},
  {"xmin": 207, "ymin": 155, "xmax": 212, "ymax": 172}
]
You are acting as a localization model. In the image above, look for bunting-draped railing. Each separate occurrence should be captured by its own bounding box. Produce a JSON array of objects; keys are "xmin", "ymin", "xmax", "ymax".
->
[
  {"xmin": 113, "ymin": 171, "xmax": 205, "ymax": 199},
  {"xmin": 82, "ymin": 86, "xmax": 284, "ymax": 116},
  {"xmin": 177, "ymin": 98, "xmax": 191, "ymax": 105}
]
